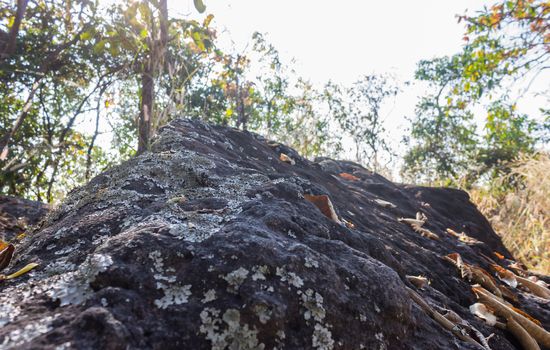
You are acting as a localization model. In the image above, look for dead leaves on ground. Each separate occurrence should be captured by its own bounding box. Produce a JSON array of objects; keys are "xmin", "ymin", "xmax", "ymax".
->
[
  {"xmin": 472, "ymin": 286, "xmax": 550, "ymax": 349},
  {"xmin": 444, "ymin": 253, "xmax": 502, "ymax": 298},
  {"xmin": 442, "ymin": 251, "xmax": 550, "ymax": 349},
  {"xmin": 398, "ymin": 212, "xmax": 439, "ymax": 240},
  {"xmin": 406, "ymin": 286, "xmax": 491, "ymax": 349}
]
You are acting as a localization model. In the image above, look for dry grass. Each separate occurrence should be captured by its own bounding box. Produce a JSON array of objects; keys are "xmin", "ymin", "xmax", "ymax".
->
[{"xmin": 469, "ymin": 153, "xmax": 550, "ymax": 274}]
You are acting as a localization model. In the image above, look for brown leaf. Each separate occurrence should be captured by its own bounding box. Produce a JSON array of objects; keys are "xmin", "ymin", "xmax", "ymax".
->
[
  {"xmin": 279, "ymin": 153, "xmax": 295, "ymax": 165},
  {"xmin": 506, "ymin": 317, "xmax": 541, "ymax": 350},
  {"xmin": 0, "ymin": 244, "xmax": 15, "ymax": 272},
  {"xmin": 472, "ymin": 286, "xmax": 549, "ymax": 347},
  {"xmin": 303, "ymin": 194, "xmax": 341, "ymax": 224},
  {"xmin": 516, "ymin": 275, "xmax": 550, "ymax": 299},
  {"xmin": 490, "ymin": 264, "xmax": 518, "ymax": 288},
  {"xmin": 338, "ymin": 172, "xmax": 360, "ymax": 181},
  {"xmin": 406, "ymin": 275, "xmax": 429, "ymax": 289},
  {"xmin": 445, "ymin": 228, "xmax": 481, "ymax": 244}
]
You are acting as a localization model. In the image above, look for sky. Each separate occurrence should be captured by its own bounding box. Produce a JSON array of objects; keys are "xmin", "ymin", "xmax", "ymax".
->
[{"xmin": 166, "ymin": 0, "xmax": 547, "ymax": 167}]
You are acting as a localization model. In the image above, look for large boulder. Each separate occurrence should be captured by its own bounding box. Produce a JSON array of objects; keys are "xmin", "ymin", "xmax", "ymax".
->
[{"xmin": 0, "ymin": 119, "xmax": 548, "ymax": 349}]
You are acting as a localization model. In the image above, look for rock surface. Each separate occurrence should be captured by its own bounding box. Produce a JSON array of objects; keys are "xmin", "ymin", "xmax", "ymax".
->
[
  {"xmin": 0, "ymin": 119, "xmax": 548, "ymax": 349},
  {"xmin": 0, "ymin": 196, "xmax": 50, "ymax": 241}
]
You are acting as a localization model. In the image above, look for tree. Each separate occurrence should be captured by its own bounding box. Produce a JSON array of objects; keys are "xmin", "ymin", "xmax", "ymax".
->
[
  {"xmin": 324, "ymin": 74, "xmax": 399, "ymax": 170},
  {"xmin": 403, "ymin": 0, "xmax": 549, "ymax": 186},
  {"xmin": 402, "ymin": 57, "xmax": 477, "ymax": 184},
  {"xmin": 0, "ymin": 0, "xmax": 116, "ymax": 201}
]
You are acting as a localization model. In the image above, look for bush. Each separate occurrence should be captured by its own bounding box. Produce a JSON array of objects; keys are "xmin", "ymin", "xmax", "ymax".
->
[{"xmin": 469, "ymin": 153, "xmax": 550, "ymax": 274}]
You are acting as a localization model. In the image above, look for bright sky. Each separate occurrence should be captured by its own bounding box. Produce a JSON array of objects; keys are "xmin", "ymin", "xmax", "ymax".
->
[{"xmin": 166, "ymin": 0, "xmax": 547, "ymax": 167}]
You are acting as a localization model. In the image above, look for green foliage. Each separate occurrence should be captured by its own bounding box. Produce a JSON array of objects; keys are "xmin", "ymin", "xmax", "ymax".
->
[
  {"xmin": 324, "ymin": 74, "xmax": 399, "ymax": 170},
  {"xmin": 403, "ymin": 0, "xmax": 549, "ymax": 186}
]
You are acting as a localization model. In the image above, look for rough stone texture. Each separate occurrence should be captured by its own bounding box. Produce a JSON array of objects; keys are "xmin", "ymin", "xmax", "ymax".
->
[
  {"xmin": 0, "ymin": 119, "xmax": 548, "ymax": 350},
  {"xmin": 0, "ymin": 196, "xmax": 50, "ymax": 241}
]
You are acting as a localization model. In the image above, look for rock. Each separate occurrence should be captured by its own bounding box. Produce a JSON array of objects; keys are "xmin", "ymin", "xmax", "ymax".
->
[
  {"xmin": 0, "ymin": 196, "xmax": 50, "ymax": 241},
  {"xmin": 0, "ymin": 118, "xmax": 548, "ymax": 349}
]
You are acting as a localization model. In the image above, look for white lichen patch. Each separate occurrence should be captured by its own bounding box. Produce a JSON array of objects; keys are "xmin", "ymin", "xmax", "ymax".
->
[
  {"xmin": 1, "ymin": 314, "xmax": 58, "ymax": 347},
  {"xmin": 251, "ymin": 265, "xmax": 269, "ymax": 281},
  {"xmin": 312, "ymin": 323, "xmax": 334, "ymax": 350},
  {"xmin": 199, "ymin": 308, "xmax": 265, "ymax": 350},
  {"xmin": 253, "ymin": 304, "xmax": 272, "ymax": 324},
  {"xmin": 201, "ymin": 289, "xmax": 217, "ymax": 303},
  {"xmin": 0, "ymin": 304, "xmax": 21, "ymax": 327},
  {"xmin": 299, "ymin": 289, "xmax": 326, "ymax": 322},
  {"xmin": 304, "ymin": 257, "xmax": 319, "ymax": 268},
  {"xmin": 154, "ymin": 283, "xmax": 192, "ymax": 309},
  {"xmin": 47, "ymin": 254, "xmax": 113, "ymax": 306},
  {"xmin": 276, "ymin": 267, "xmax": 304, "ymax": 288},
  {"xmin": 223, "ymin": 267, "xmax": 249, "ymax": 293}
]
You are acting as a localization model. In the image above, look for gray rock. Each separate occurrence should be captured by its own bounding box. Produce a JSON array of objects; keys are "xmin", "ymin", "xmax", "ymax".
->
[{"xmin": 0, "ymin": 118, "xmax": 547, "ymax": 350}]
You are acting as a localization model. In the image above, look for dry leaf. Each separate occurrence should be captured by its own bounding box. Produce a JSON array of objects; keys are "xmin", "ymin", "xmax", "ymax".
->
[
  {"xmin": 472, "ymin": 266, "xmax": 502, "ymax": 298},
  {"xmin": 304, "ymin": 194, "xmax": 341, "ymax": 224},
  {"xmin": 279, "ymin": 153, "xmax": 295, "ymax": 165},
  {"xmin": 0, "ymin": 263, "xmax": 39, "ymax": 283},
  {"xmin": 490, "ymin": 264, "xmax": 518, "ymax": 288},
  {"xmin": 498, "ymin": 285, "xmax": 519, "ymax": 303},
  {"xmin": 506, "ymin": 316, "xmax": 541, "ymax": 350},
  {"xmin": 406, "ymin": 275, "xmax": 429, "ymax": 289},
  {"xmin": 342, "ymin": 218, "xmax": 355, "ymax": 229},
  {"xmin": 398, "ymin": 212, "xmax": 426, "ymax": 227},
  {"xmin": 516, "ymin": 275, "xmax": 550, "ymax": 299},
  {"xmin": 374, "ymin": 198, "xmax": 396, "ymax": 209},
  {"xmin": 472, "ymin": 286, "xmax": 550, "ymax": 348},
  {"xmin": 470, "ymin": 303, "xmax": 497, "ymax": 326},
  {"xmin": 508, "ymin": 262, "xmax": 528, "ymax": 277},
  {"xmin": 443, "ymin": 253, "xmax": 500, "ymax": 295},
  {"xmin": 0, "ymin": 243, "xmax": 15, "ymax": 272},
  {"xmin": 414, "ymin": 226, "xmax": 440, "ymax": 240},
  {"xmin": 446, "ymin": 228, "xmax": 481, "ymax": 244},
  {"xmin": 338, "ymin": 172, "xmax": 360, "ymax": 181},
  {"xmin": 406, "ymin": 287, "xmax": 487, "ymax": 349}
]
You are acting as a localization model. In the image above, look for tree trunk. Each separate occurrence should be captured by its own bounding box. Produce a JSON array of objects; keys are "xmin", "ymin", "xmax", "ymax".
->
[
  {"xmin": 0, "ymin": 0, "xmax": 28, "ymax": 61},
  {"xmin": 138, "ymin": 67, "xmax": 154, "ymax": 154},
  {"xmin": 136, "ymin": 0, "xmax": 168, "ymax": 154}
]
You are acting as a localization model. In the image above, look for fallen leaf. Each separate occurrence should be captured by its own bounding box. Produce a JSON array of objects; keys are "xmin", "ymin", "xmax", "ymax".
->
[
  {"xmin": 374, "ymin": 198, "xmax": 396, "ymax": 209},
  {"xmin": 406, "ymin": 287, "xmax": 487, "ymax": 348},
  {"xmin": 490, "ymin": 264, "xmax": 518, "ymax": 288},
  {"xmin": 0, "ymin": 244, "xmax": 15, "ymax": 271},
  {"xmin": 304, "ymin": 194, "xmax": 341, "ymax": 224},
  {"xmin": 506, "ymin": 316, "xmax": 541, "ymax": 350},
  {"xmin": 279, "ymin": 153, "xmax": 295, "ymax": 165},
  {"xmin": 446, "ymin": 228, "xmax": 481, "ymax": 245},
  {"xmin": 399, "ymin": 213, "xmax": 438, "ymax": 240},
  {"xmin": 339, "ymin": 172, "xmax": 360, "ymax": 181},
  {"xmin": 342, "ymin": 218, "xmax": 355, "ymax": 229},
  {"xmin": 5, "ymin": 262, "xmax": 39, "ymax": 280},
  {"xmin": 470, "ymin": 303, "xmax": 497, "ymax": 326},
  {"xmin": 406, "ymin": 275, "xmax": 429, "ymax": 289},
  {"xmin": 516, "ymin": 275, "xmax": 550, "ymax": 299},
  {"xmin": 472, "ymin": 286, "xmax": 549, "ymax": 347},
  {"xmin": 494, "ymin": 252, "xmax": 505, "ymax": 260}
]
